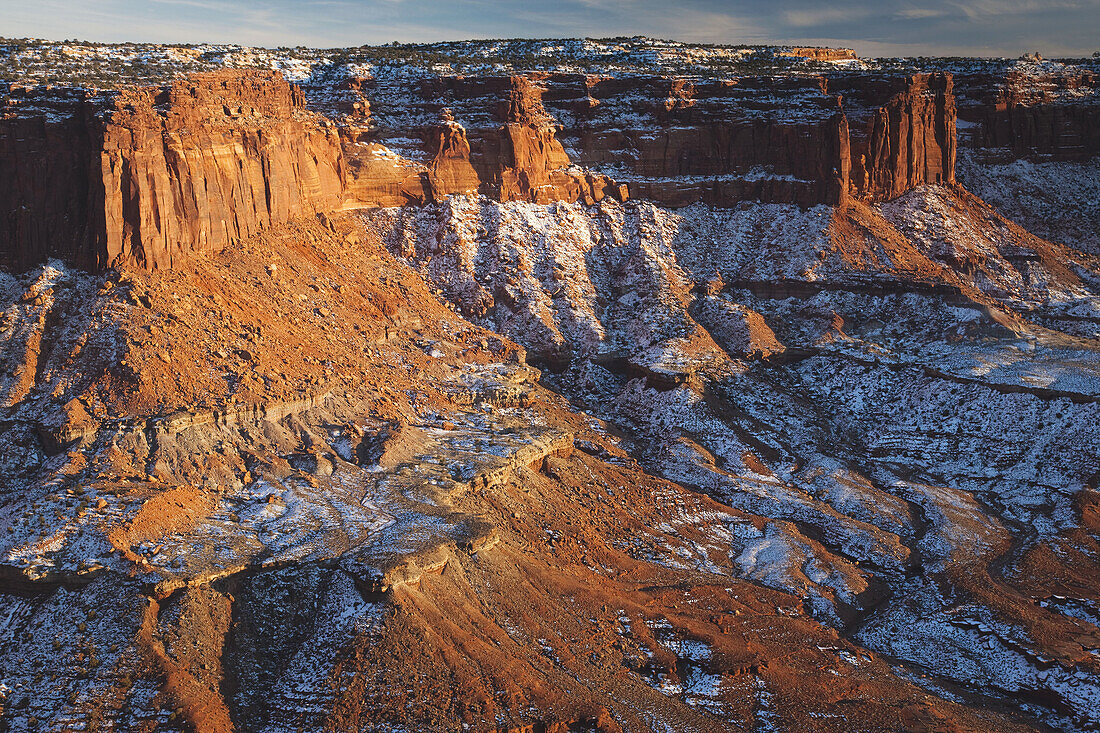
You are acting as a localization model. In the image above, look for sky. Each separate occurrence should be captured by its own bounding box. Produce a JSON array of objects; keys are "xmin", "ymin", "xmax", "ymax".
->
[{"xmin": 2, "ymin": 0, "xmax": 1099, "ymax": 57}]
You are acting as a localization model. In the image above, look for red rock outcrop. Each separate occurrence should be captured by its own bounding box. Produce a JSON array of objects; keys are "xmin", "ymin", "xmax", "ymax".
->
[
  {"xmin": 325, "ymin": 74, "xmax": 373, "ymax": 123},
  {"xmin": 2, "ymin": 69, "xmax": 959, "ymax": 272},
  {"xmin": 475, "ymin": 76, "xmax": 624, "ymax": 205},
  {"xmin": 342, "ymin": 143, "xmax": 428, "ymax": 208},
  {"xmin": 1, "ymin": 71, "xmax": 345, "ymax": 270},
  {"xmin": 100, "ymin": 71, "xmax": 345, "ymax": 269},
  {"xmin": 424, "ymin": 111, "xmax": 481, "ymax": 200},
  {"xmin": 837, "ymin": 72, "xmax": 957, "ymax": 201},
  {"xmin": 550, "ymin": 75, "xmax": 852, "ymax": 207},
  {"xmin": 521, "ymin": 72, "xmax": 952, "ymax": 207},
  {"xmin": 413, "ymin": 76, "xmax": 625, "ymax": 206},
  {"xmin": 494, "ymin": 76, "xmax": 572, "ymax": 201}
]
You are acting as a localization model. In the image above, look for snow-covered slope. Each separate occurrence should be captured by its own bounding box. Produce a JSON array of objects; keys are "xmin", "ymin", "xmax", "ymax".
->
[{"xmin": 365, "ymin": 184, "xmax": 1100, "ymax": 730}]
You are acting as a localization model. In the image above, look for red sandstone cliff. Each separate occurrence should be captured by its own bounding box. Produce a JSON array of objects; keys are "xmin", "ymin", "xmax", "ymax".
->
[
  {"xmin": 419, "ymin": 76, "xmax": 623, "ymax": 206},
  {"xmin": 100, "ymin": 72, "xmax": 345, "ymax": 269},
  {"xmin": 779, "ymin": 47, "xmax": 859, "ymax": 62},
  {"xmin": 955, "ymin": 69, "xmax": 1100, "ymax": 157},
  {"xmin": 541, "ymin": 75, "xmax": 852, "ymax": 206},
  {"xmin": 1, "ymin": 71, "xmax": 345, "ymax": 270},
  {"xmin": 425, "ymin": 111, "xmax": 481, "ymax": 199},
  {"xmin": 837, "ymin": 73, "xmax": 957, "ymax": 201},
  {"xmin": 493, "ymin": 75, "xmax": 573, "ymax": 201},
  {"xmin": 368, "ymin": 70, "xmax": 954, "ymax": 210},
  {"xmin": 2, "ymin": 69, "xmax": 960, "ymax": 271}
]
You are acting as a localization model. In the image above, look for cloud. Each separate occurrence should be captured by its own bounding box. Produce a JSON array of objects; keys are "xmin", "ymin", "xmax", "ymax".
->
[
  {"xmin": 948, "ymin": 0, "xmax": 1091, "ymax": 17},
  {"xmin": 894, "ymin": 7, "xmax": 948, "ymax": 19}
]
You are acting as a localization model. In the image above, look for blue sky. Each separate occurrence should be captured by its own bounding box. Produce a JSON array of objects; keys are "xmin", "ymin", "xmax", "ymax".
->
[{"xmin": 2, "ymin": 0, "xmax": 1099, "ymax": 57}]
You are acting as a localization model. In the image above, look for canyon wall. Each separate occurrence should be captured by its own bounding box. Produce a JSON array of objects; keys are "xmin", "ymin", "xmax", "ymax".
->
[
  {"xmin": 557, "ymin": 75, "xmax": 852, "ymax": 207},
  {"xmin": 477, "ymin": 76, "xmax": 622, "ymax": 205},
  {"xmin": 778, "ymin": 47, "xmax": 859, "ymax": 62},
  {"xmin": 0, "ymin": 86, "xmax": 102, "ymax": 269},
  {"xmin": 100, "ymin": 71, "xmax": 345, "ymax": 269},
  {"xmin": 410, "ymin": 72, "xmax": 952, "ymax": 208},
  {"xmin": 415, "ymin": 75, "xmax": 624, "ymax": 205},
  {"xmin": 836, "ymin": 72, "xmax": 957, "ymax": 200},
  {"xmin": 424, "ymin": 73, "xmax": 852, "ymax": 206},
  {"xmin": 2, "ymin": 68, "xmax": 959, "ymax": 271},
  {"xmin": 978, "ymin": 102, "xmax": 1100, "ymax": 155},
  {"xmin": 955, "ymin": 68, "xmax": 1100, "ymax": 157}
]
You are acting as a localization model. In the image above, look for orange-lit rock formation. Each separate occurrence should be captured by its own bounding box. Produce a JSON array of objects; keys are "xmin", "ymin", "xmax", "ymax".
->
[
  {"xmin": 2, "ymin": 69, "xmax": 961, "ymax": 271},
  {"xmin": 425, "ymin": 111, "xmax": 481, "ymax": 199},
  {"xmin": 779, "ymin": 47, "xmax": 859, "ymax": 62},
  {"xmin": 1, "ymin": 71, "xmax": 345, "ymax": 270},
  {"xmin": 100, "ymin": 71, "xmax": 345, "ymax": 269}
]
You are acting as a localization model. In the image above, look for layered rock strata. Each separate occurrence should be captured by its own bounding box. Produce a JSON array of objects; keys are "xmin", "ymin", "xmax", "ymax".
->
[
  {"xmin": 778, "ymin": 47, "xmax": 859, "ymax": 62},
  {"xmin": 3, "ymin": 190, "xmax": 1097, "ymax": 732},
  {"xmin": 955, "ymin": 67, "xmax": 1100, "ymax": 157},
  {"xmin": 366, "ymin": 71, "xmax": 956, "ymax": 208},
  {"xmin": 3, "ymin": 69, "xmax": 960, "ymax": 271},
  {"xmin": 419, "ymin": 76, "xmax": 625, "ymax": 205},
  {"xmin": 0, "ymin": 85, "xmax": 104, "ymax": 269},
  {"xmin": 561, "ymin": 75, "xmax": 852, "ymax": 207}
]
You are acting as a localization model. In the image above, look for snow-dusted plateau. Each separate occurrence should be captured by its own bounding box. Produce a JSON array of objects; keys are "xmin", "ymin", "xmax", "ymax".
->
[{"xmin": 0, "ymin": 37, "xmax": 1099, "ymax": 732}]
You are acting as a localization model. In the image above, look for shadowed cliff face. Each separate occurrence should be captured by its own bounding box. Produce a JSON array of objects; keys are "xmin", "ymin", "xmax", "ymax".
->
[
  {"xmin": 949, "ymin": 66, "xmax": 1100, "ymax": 254},
  {"xmin": 956, "ymin": 67, "xmax": 1100, "ymax": 158},
  {"xmin": 417, "ymin": 73, "xmax": 855, "ymax": 208},
  {"xmin": 0, "ymin": 85, "xmax": 102, "ymax": 270}
]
